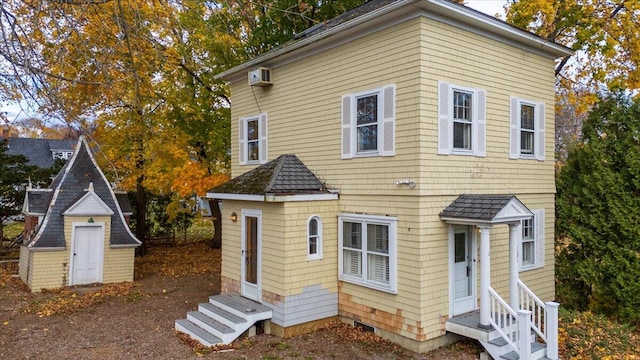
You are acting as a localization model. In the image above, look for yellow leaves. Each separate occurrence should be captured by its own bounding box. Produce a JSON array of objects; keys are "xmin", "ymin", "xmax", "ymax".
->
[
  {"xmin": 3, "ymin": 321, "xmax": 8, "ymax": 326},
  {"xmin": 134, "ymin": 242, "xmax": 219, "ymax": 279},
  {"xmin": 21, "ymin": 282, "xmax": 137, "ymax": 317}
]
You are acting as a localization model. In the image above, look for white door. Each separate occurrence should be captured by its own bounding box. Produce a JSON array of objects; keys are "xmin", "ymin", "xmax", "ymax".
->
[
  {"xmin": 71, "ymin": 225, "xmax": 103, "ymax": 285},
  {"xmin": 241, "ymin": 210, "xmax": 261, "ymax": 301},
  {"xmin": 452, "ymin": 225, "xmax": 475, "ymax": 315}
]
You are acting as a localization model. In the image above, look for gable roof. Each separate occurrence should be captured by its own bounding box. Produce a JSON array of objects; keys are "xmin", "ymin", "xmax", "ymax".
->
[
  {"xmin": 24, "ymin": 136, "xmax": 140, "ymax": 249},
  {"xmin": 439, "ymin": 194, "xmax": 532, "ymax": 225},
  {"xmin": 207, "ymin": 154, "xmax": 338, "ymax": 202},
  {"xmin": 6, "ymin": 137, "xmax": 76, "ymax": 169},
  {"xmin": 216, "ymin": 0, "xmax": 573, "ymax": 81}
]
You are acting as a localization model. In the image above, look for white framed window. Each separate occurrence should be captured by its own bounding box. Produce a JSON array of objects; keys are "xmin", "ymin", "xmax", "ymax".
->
[
  {"xmin": 341, "ymin": 85, "xmax": 395, "ymax": 159},
  {"xmin": 438, "ymin": 81, "xmax": 486, "ymax": 157},
  {"xmin": 509, "ymin": 97, "xmax": 545, "ymax": 161},
  {"xmin": 308, "ymin": 215, "xmax": 323, "ymax": 261},
  {"xmin": 239, "ymin": 114, "xmax": 268, "ymax": 165},
  {"xmin": 338, "ymin": 214, "xmax": 397, "ymax": 293},
  {"xmin": 520, "ymin": 208, "xmax": 545, "ymax": 271}
]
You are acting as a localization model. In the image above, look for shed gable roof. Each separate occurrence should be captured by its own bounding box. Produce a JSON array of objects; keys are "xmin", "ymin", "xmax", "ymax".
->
[
  {"xmin": 24, "ymin": 137, "xmax": 140, "ymax": 249},
  {"xmin": 63, "ymin": 183, "xmax": 114, "ymax": 216}
]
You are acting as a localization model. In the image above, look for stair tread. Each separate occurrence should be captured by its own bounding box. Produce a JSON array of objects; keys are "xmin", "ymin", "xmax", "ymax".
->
[
  {"xmin": 188, "ymin": 311, "xmax": 235, "ymax": 334},
  {"xmin": 500, "ymin": 341, "xmax": 546, "ymax": 360},
  {"xmin": 200, "ymin": 302, "xmax": 247, "ymax": 325},
  {"xmin": 210, "ymin": 294, "xmax": 272, "ymax": 315},
  {"xmin": 175, "ymin": 319, "xmax": 222, "ymax": 345}
]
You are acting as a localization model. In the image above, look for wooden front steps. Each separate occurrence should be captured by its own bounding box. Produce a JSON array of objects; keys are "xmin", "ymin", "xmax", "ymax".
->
[
  {"xmin": 447, "ymin": 311, "xmax": 550, "ymax": 360},
  {"xmin": 175, "ymin": 293, "xmax": 272, "ymax": 347}
]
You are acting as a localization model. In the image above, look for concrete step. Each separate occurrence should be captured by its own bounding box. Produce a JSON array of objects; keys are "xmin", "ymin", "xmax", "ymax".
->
[{"xmin": 175, "ymin": 319, "xmax": 222, "ymax": 347}]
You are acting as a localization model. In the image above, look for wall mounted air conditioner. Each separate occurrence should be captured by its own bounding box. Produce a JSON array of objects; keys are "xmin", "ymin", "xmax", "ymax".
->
[{"xmin": 248, "ymin": 67, "xmax": 272, "ymax": 87}]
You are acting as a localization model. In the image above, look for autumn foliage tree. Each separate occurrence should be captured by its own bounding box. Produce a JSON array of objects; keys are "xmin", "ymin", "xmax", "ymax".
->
[
  {"xmin": 556, "ymin": 94, "xmax": 640, "ymax": 323},
  {"xmin": 506, "ymin": 0, "xmax": 640, "ymax": 161},
  {"xmin": 1, "ymin": 0, "xmax": 372, "ymax": 248}
]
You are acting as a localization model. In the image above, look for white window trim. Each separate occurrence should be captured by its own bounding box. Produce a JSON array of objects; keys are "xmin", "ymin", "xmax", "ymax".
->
[
  {"xmin": 519, "ymin": 208, "xmax": 545, "ymax": 271},
  {"xmin": 338, "ymin": 213, "xmax": 397, "ymax": 294},
  {"xmin": 341, "ymin": 84, "xmax": 395, "ymax": 159},
  {"xmin": 509, "ymin": 97, "xmax": 545, "ymax": 161},
  {"xmin": 307, "ymin": 215, "xmax": 323, "ymax": 261},
  {"xmin": 239, "ymin": 113, "xmax": 268, "ymax": 165},
  {"xmin": 438, "ymin": 81, "xmax": 486, "ymax": 157}
]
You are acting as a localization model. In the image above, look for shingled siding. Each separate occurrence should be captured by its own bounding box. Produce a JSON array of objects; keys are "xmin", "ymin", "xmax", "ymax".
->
[{"xmin": 225, "ymin": 13, "xmax": 557, "ymax": 350}]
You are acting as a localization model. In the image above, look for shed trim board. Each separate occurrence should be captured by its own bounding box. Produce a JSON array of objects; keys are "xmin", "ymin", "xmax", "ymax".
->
[{"xmin": 68, "ymin": 222, "xmax": 105, "ymax": 286}]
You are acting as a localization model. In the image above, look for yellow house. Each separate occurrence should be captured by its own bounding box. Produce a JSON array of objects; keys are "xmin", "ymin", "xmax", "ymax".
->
[
  {"xmin": 178, "ymin": 1, "xmax": 573, "ymax": 359},
  {"xmin": 19, "ymin": 136, "xmax": 140, "ymax": 292}
]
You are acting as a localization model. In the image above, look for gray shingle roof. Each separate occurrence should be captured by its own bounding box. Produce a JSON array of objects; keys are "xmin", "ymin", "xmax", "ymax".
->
[
  {"xmin": 25, "ymin": 138, "xmax": 140, "ymax": 248},
  {"xmin": 210, "ymin": 154, "xmax": 329, "ymax": 195},
  {"xmin": 25, "ymin": 190, "xmax": 53, "ymax": 214},
  {"xmin": 440, "ymin": 194, "xmax": 518, "ymax": 221},
  {"xmin": 6, "ymin": 137, "xmax": 76, "ymax": 169}
]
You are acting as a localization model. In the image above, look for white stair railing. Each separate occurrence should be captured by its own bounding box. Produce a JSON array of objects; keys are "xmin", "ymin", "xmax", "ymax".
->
[
  {"xmin": 488, "ymin": 287, "xmax": 519, "ymax": 352},
  {"xmin": 518, "ymin": 279, "xmax": 559, "ymax": 360}
]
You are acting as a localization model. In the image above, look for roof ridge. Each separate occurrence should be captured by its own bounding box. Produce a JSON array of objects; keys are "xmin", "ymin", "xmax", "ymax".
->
[{"xmin": 265, "ymin": 154, "xmax": 289, "ymax": 193}]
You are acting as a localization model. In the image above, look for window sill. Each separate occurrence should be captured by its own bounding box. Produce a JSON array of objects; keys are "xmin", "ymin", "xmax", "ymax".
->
[
  {"xmin": 353, "ymin": 151, "xmax": 381, "ymax": 158},
  {"xmin": 307, "ymin": 255, "xmax": 322, "ymax": 261},
  {"xmin": 519, "ymin": 264, "xmax": 542, "ymax": 272},
  {"xmin": 450, "ymin": 149, "xmax": 475, "ymax": 156},
  {"xmin": 339, "ymin": 275, "xmax": 397, "ymax": 294}
]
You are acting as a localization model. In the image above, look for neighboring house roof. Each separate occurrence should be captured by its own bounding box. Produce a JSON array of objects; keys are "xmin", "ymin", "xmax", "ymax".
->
[
  {"xmin": 6, "ymin": 137, "xmax": 77, "ymax": 169},
  {"xmin": 215, "ymin": 0, "xmax": 573, "ymax": 81},
  {"xmin": 439, "ymin": 194, "xmax": 532, "ymax": 224},
  {"xmin": 208, "ymin": 155, "xmax": 338, "ymax": 202},
  {"xmin": 23, "ymin": 136, "xmax": 140, "ymax": 249}
]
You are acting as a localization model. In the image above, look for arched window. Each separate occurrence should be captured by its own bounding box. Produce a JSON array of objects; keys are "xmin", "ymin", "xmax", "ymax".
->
[{"xmin": 308, "ymin": 216, "xmax": 322, "ymax": 260}]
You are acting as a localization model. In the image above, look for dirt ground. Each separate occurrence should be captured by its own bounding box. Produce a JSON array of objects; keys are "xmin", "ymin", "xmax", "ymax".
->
[{"xmin": 0, "ymin": 243, "xmax": 481, "ymax": 359}]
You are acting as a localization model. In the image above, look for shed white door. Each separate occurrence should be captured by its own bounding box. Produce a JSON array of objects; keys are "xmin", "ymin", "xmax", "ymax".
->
[
  {"xmin": 452, "ymin": 225, "xmax": 475, "ymax": 315},
  {"xmin": 71, "ymin": 225, "xmax": 103, "ymax": 285},
  {"xmin": 241, "ymin": 210, "xmax": 261, "ymax": 301}
]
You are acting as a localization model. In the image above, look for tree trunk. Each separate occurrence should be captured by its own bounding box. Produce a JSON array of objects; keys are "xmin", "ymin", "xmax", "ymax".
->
[
  {"xmin": 135, "ymin": 175, "xmax": 147, "ymax": 256},
  {"xmin": 209, "ymin": 199, "xmax": 222, "ymax": 249}
]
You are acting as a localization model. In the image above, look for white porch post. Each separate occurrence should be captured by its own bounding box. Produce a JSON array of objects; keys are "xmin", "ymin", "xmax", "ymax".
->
[
  {"xmin": 509, "ymin": 222, "xmax": 521, "ymax": 311},
  {"xmin": 479, "ymin": 225, "xmax": 492, "ymax": 328}
]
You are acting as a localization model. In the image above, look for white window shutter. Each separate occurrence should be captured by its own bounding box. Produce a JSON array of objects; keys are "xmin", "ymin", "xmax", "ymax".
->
[
  {"xmin": 535, "ymin": 102, "xmax": 545, "ymax": 161},
  {"xmin": 438, "ymin": 81, "xmax": 452, "ymax": 155},
  {"xmin": 509, "ymin": 97, "xmax": 520, "ymax": 159},
  {"xmin": 381, "ymin": 85, "xmax": 395, "ymax": 157},
  {"xmin": 475, "ymin": 89, "xmax": 487, "ymax": 157},
  {"xmin": 239, "ymin": 118, "xmax": 246, "ymax": 165},
  {"xmin": 534, "ymin": 208, "xmax": 545, "ymax": 268},
  {"xmin": 341, "ymin": 95, "xmax": 353, "ymax": 159},
  {"xmin": 259, "ymin": 113, "xmax": 268, "ymax": 164}
]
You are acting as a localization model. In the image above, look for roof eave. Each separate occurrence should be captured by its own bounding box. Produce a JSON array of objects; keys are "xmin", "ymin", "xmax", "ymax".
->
[
  {"xmin": 215, "ymin": 0, "xmax": 573, "ymax": 81},
  {"xmin": 214, "ymin": 0, "xmax": 418, "ymax": 80}
]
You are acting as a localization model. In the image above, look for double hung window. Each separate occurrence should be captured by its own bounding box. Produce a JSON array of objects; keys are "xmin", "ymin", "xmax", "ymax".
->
[{"xmin": 339, "ymin": 214, "xmax": 397, "ymax": 293}]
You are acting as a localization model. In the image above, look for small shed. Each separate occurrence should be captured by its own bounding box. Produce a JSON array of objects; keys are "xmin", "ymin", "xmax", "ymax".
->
[{"xmin": 19, "ymin": 136, "xmax": 140, "ymax": 292}]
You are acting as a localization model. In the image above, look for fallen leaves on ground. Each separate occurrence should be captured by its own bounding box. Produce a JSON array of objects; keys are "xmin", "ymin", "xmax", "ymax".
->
[
  {"xmin": 135, "ymin": 242, "xmax": 220, "ymax": 279},
  {"xmin": 559, "ymin": 309, "xmax": 640, "ymax": 359},
  {"xmin": 21, "ymin": 282, "xmax": 138, "ymax": 317},
  {"xmin": 0, "ymin": 261, "xmax": 19, "ymax": 288}
]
